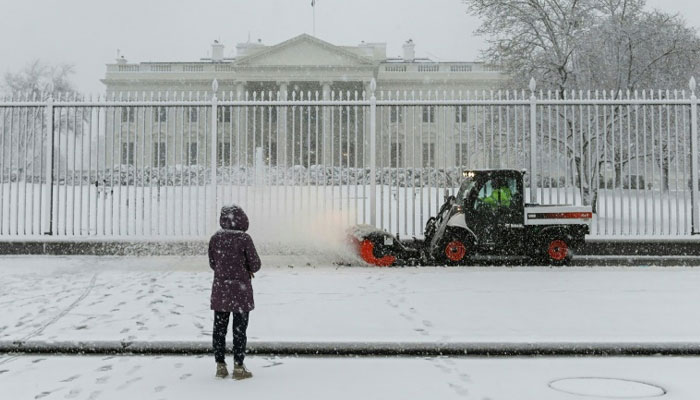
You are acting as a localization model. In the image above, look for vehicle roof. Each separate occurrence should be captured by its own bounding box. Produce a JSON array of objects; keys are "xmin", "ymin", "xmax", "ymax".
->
[{"xmin": 462, "ymin": 168, "xmax": 526, "ymax": 174}]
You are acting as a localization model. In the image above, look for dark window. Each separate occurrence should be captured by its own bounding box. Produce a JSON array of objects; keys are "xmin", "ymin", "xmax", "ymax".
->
[
  {"xmin": 218, "ymin": 142, "xmax": 231, "ymax": 166},
  {"xmin": 155, "ymin": 106, "xmax": 167, "ymax": 123},
  {"xmin": 342, "ymin": 142, "xmax": 356, "ymax": 168},
  {"xmin": 422, "ymin": 105, "xmax": 435, "ymax": 123},
  {"xmin": 456, "ymin": 143, "xmax": 469, "ymax": 166},
  {"xmin": 455, "ymin": 106, "xmax": 467, "ymax": 123},
  {"xmin": 188, "ymin": 107, "xmax": 198, "ymax": 123},
  {"xmin": 188, "ymin": 143, "xmax": 198, "ymax": 165},
  {"xmin": 265, "ymin": 141, "xmax": 277, "ymax": 166},
  {"xmin": 153, "ymin": 142, "xmax": 166, "ymax": 167},
  {"xmin": 390, "ymin": 107, "xmax": 403, "ymax": 123},
  {"xmin": 218, "ymin": 107, "xmax": 231, "ymax": 123},
  {"xmin": 121, "ymin": 142, "xmax": 134, "ymax": 165},
  {"xmin": 422, "ymin": 143, "xmax": 435, "ymax": 167},
  {"xmin": 391, "ymin": 143, "xmax": 403, "ymax": 168},
  {"xmin": 121, "ymin": 107, "xmax": 135, "ymax": 123}
]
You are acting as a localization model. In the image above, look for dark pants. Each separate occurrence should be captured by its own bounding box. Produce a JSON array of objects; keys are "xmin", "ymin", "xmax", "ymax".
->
[{"xmin": 213, "ymin": 311, "xmax": 249, "ymax": 365}]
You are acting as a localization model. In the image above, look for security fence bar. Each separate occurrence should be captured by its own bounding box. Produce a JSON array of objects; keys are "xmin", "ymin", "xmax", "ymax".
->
[{"xmin": 0, "ymin": 78, "xmax": 698, "ymax": 239}]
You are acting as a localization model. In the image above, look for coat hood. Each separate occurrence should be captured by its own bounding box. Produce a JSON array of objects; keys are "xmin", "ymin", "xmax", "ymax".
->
[{"xmin": 219, "ymin": 205, "xmax": 249, "ymax": 231}]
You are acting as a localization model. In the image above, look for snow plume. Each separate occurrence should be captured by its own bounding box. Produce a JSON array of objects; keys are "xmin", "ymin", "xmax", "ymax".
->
[{"xmin": 245, "ymin": 205, "xmax": 359, "ymax": 264}]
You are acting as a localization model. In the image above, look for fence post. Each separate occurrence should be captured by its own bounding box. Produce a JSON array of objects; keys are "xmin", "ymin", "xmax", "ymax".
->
[
  {"xmin": 369, "ymin": 79, "xmax": 377, "ymax": 227},
  {"xmin": 529, "ymin": 78, "xmax": 537, "ymax": 203},
  {"xmin": 44, "ymin": 95, "xmax": 54, "ymax": 235},
  {"xmin": 690, "ymin": 77, "xmax": 699, "ymax": 234},
  {"xmin": 210, "ymin": 79, "xmax": 219, "ymax": 233}
]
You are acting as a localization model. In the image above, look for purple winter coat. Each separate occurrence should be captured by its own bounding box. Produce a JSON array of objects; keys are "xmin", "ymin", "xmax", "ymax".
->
[{"xmin": 209, "ymin": 205, "xmax": 261, "ymax": 313}]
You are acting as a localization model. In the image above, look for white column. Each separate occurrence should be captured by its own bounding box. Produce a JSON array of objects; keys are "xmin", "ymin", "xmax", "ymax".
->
[
  {"xmin": 690, "ymin": 77, "xmax": 699, "ymax": 233},
  {"xmin": 529, "ymin": 78, "xmax": 538, "ymax": 203},
  {"xmin": 277, "ymin": 81, "xmax": 288, "ymax": 167},
  {"xmin": 322, "ymin": 81, "xmax": 332, "ymax": 166}
]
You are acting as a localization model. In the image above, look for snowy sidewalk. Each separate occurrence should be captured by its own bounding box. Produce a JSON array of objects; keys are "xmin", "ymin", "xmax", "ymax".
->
[{"xmin": 3, "ymin": 256, "xmax": 700, "ymax": 352}]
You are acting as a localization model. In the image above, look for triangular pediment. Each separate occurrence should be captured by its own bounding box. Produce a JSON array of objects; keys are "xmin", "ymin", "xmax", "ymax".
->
[{"xmin": 235, "ymin": 34, "xmax": 375, "ymax": 67}]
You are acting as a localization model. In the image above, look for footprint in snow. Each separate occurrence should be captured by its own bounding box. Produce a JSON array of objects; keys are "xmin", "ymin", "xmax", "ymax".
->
[
  {"xmin": 34, "ymin": 390, "xmax": 55, "ymax": 399},
  {"xmin": 95, "ymin": 365, "xmax": 112, "ymax": 372},
  {"xmin": 127, "ymin": 365, "xmax": 142, "ymax": 375},
  {"xmin": 194, "ymin": 322, "xmax": 204, "ymax": 329},
  {"xmin": 154, "ymin": 386, "xmax": 165, "ymax": 393},
  {"xmin": 448, "ymin": 382, "xmax": 469, "ymax": 397},
  {"xmin": 174, "ymin": 362, "xmax": 183, "ymax": 369},
  {"xmin": 422, "ymin": 320, "xmax": 433, "ymax": 328},
  {"xmin": 64, "ymin": 388, "xmax": 82, "ymax": 399},
  {"xmin": 60, "ymin": 375, "xmax": 81, "ymax": 383},
  {"xmin": 179, "ymin": 373, "xmax": 192, "ymax": 380},
  {"xmin": 86, "ymin": 391, "xmax": 101, "ymax": 400},
  {"xmin": 116, "ymin": 377, "xmax": 142, "ymax": 390}
]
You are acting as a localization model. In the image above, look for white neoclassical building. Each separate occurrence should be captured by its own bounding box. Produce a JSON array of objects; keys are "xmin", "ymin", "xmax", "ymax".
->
[{"xmin": 102, "ymin": 34, "xmax": 506, "ymax": 169}]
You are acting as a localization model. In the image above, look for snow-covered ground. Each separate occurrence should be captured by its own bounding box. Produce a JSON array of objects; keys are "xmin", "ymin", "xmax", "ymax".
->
[
  {"xmin": 3, "ymin": 256, "xmax": 700, "ymax": 345},
  {"xmin": 2, "ymin": 354, "xmax": 699, "ymax": 399}
]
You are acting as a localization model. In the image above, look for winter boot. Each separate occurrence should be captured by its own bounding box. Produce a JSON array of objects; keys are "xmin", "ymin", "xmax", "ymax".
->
[
  {"xmin": 215, "ymin": 362, "xmax": 229, "ymax": 378},
  {"xmin": 232, "ymin": 363, "xmax": 253, "ymax": 380}
]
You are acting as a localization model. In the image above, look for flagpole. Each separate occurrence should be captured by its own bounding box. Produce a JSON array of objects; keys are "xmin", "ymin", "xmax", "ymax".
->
[{"xmin": 313, "ymin": 2, "xmax": 316, "ymax": 36}]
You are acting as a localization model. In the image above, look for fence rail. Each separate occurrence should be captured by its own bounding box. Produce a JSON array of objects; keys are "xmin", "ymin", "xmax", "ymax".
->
[{"xmin": 0, "ymin": 78, "xmax": 698, "ymax": 239}]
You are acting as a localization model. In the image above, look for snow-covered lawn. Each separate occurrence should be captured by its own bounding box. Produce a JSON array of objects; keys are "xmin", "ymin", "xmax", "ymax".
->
[
  {"xmin": 3, "ymin": 256, "xmax": 700, "ymax": 345},
  {"xmin": 2, "ymin": 354, "xmax": 699, "ymax": 399}
]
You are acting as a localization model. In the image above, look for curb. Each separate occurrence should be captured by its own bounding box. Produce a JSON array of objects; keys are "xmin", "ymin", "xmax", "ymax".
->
[{"xmin": 4, "ymin": 341, "xmax": 700, "ymax": 356}]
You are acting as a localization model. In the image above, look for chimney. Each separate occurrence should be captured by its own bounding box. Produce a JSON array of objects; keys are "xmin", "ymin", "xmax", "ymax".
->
[
  {"xmin": 402, "ymin": 39, "xmax": 415, "ymax": 62},
  {"xmin": 116, "ymin": 49, "xmax": 127, "ymax": 64},
  {"xmin": 211, "ymin": 40, "xmax": 224, "ymax": 62}
]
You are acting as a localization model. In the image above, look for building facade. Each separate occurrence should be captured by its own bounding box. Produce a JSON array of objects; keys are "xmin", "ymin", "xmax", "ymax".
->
[{"xmin": 102, "ymin": 34, "xmax": 505, "ymax": 169}]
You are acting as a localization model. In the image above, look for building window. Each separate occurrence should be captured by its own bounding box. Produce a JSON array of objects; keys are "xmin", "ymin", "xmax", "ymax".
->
[
  {"xmin": 122, "ymin": 142, "xmax": 134, "ymax": 165},
  {"xmin": 121, "ymin": 107, "xmax": 135, "ymax": 123},
  {"xmin": 218, "ymin": 142, "xmax": 231, "ymax": 166},
  {"xmin": 422, "ymin": 143, "xmax": 435, "ymax": 167},
  {"xmin": 218, "ymin": 107, "xmax": 231, "ymax": 123},
  {"xmin": 456, "ymin": 143, "xmax": 469, "ymax": 166},
  {"xmin": 341, "ymin": 142, "xmax": 356, "ymax": 168},
  {"xmin": 153, "ymin": 142, "xmax": 166, "ymax": 167},
  {"xmin": 265, "ymin": 142, "xmax": 277, "ymax": 166},
  {"xmin": 155, "ymin": 106, "xmax": 167, "ymax": 123},
  {"xmin": 390, "ymin": 107, "xmax": 403, "ymax": 123},
  {"xmin": 390, "ymin": 143, "xmax": 403, "ymax": 168},
  {"xmin": 188, "ymin": 107, "xmax": 198, "ymax": 123},
  {"xmin": 422, "ymin": 105, "xmax": 435, "ymax": 123},
  {"xmin": 455, "ymin": 106, "xmax": 467, "ymax": 123},
  {"xmin": 188, "ymin": 143, "xmax": 198, "ymax": 165}
]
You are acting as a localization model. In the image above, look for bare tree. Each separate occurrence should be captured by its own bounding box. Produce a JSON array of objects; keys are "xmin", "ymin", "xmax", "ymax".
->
[
  {"xmin": 464, "ymin": 0, "xmax": 700, "ymax": 209},
  {"xmin": 1, "ymin": 60, "xmax": 80, "ymax": 181}
]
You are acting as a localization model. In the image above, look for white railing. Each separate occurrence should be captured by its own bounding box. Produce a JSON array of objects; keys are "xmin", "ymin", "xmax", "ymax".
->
[{"xmin": 0, "ymin": 78, "xmax": 698, "ymax": 238}]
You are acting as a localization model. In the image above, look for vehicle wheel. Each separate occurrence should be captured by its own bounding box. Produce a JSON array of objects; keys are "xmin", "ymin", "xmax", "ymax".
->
[
  {"xmin": 440, "ymin": 237, "xmax": 470, "ymax": 266},
  {"xmin": 543, "ymin": 236, "xmax": 571, "ymax": 266},
  {"xmin": 359, "ymin": 239, "xmax": 396, "ymax": 267}
]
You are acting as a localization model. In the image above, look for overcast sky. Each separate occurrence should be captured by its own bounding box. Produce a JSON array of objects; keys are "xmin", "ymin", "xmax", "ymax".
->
[{"xmin": 1, "ymin": 0, "xmax": 698, "ymax": 93}]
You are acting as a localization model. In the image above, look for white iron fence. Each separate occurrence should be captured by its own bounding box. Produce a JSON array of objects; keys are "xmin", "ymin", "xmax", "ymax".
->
[{"xmin": 1, "ymin": 78, "xmax": 699, "ymax": 239}]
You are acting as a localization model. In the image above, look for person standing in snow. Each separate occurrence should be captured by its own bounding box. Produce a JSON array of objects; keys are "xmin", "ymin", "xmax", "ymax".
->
[{"xmin": 209, "ymin": 205, "xmax": 261, "ymax": 379}]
